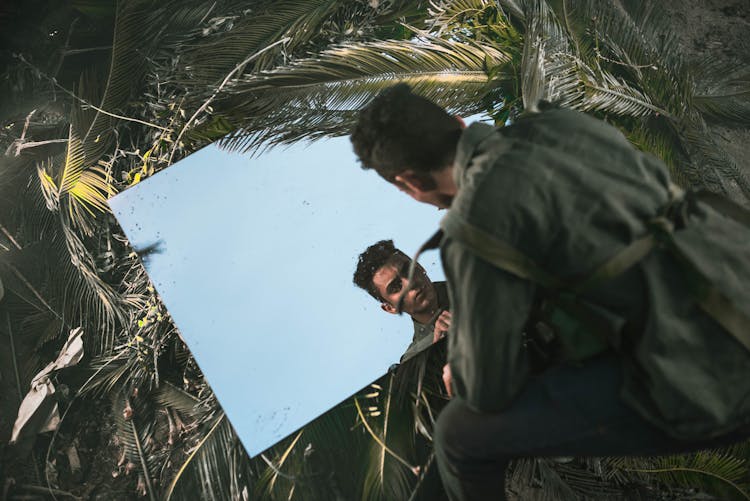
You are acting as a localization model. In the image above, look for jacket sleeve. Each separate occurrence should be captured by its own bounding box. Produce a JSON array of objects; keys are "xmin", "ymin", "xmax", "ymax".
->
[{"xmin": 441, "ymin": 236, "xmax": 535, "ymax": 413}]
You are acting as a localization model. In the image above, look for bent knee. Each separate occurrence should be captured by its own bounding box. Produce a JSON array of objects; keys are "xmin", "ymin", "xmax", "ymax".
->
[
  {"xmin": 435, "ymin": 399, "xmax": 489, "ymax": 465},
  {"xmin": 435, "ymin": 399, "xmax": 511, "ymax": 477}
]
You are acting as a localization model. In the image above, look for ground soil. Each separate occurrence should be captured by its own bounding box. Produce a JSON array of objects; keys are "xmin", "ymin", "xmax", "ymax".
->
[{"xmin": 660, "ymin": 0, "xmax": 750, "ymax": 204}]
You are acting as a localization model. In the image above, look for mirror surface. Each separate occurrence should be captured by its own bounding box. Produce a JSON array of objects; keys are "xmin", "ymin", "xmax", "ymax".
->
[{"xmin": 108, "ymin": 136, "xmax": 446, "ymax": 456}]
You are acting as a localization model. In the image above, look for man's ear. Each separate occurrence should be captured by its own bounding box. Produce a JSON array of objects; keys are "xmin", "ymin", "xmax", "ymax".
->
[
  {"xmin": 393, "ymin": 170, "xmax": 428, "ymax": 197},
  {"xmin": 455, "ymin": 115, "xmax": 466, "ymax": 129},
  {"xmin": 380, "ymin": 302, "xmax": 397, "ymax": 315}
]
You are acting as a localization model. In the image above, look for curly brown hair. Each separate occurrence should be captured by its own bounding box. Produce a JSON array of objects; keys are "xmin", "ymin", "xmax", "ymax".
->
[
  {"xmin": 350, "ymin": 84, "xmax": 462, "ymax": 183},
  {"xmin": 353, "ymin": 239, "xmax": 409, "ymax": 301}
]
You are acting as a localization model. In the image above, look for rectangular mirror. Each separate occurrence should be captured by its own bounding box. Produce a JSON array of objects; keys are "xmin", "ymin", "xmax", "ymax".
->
[{"xmin": 108, "ymin": 136, "xmax": 446, "ymax": 457}]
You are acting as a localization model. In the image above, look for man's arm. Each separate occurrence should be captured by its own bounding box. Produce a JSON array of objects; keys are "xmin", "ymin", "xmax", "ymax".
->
[{"xmin": 441, "ymin": 237, "xmax": 536, "ymax": 412}]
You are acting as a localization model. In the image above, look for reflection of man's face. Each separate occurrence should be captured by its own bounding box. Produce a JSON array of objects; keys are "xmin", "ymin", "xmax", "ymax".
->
[{"xmin": 371, "ymin": 256, "xmax": 437, "ymax": 318}]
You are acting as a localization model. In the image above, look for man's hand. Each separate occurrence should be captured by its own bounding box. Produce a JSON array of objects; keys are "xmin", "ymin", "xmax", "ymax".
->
[
  {"xmin": 442, "ymin": 363, "xmax": 453, "ymax": 398},
  {"xmin": 433, "ymin": 310, "xmax": 452, "ymax": 343}
]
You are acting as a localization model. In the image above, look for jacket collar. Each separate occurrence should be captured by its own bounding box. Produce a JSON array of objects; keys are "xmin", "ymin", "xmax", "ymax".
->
[{"xmin": 452, "ymin": 122, "xmax": 498, "ymax": 189}]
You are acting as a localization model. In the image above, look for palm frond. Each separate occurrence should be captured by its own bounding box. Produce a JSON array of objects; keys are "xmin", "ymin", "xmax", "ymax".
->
[
  {"xmin": 693, "ymin": 60, "xmax": 750, "ymax": 127},
  {"xmin": 525, "ymin": 0, "xmax": 664, "ymax": 120},
  {"xmin": 535, "ymin": 459, "xmax": 580, "ymax": 500},
  {"xmin": 517, "ymin": 0, "xmax": 570, "ymax": 111},
  {"xmin": 139, "ymin": 0, "xmax": 232, "ymax": 49},
  {"xmin": 495, "ymin": 0, "xmax": 526, "ymax": 21},
  {"xmin": 507, "ymin": 458, "xmax": 628, "ymax": 501},
  {"xmin": 545, "ymin": 0, "xmax": 595, "ymax": 63},
  {"xmin": 625, "ymin": 118, "xmax": 685, "ymax": 184},
  {"xmin": 75, "ymin": 0, "xmax": 151, "ymax": 162},
  {"xmin": 612, "ymin": 448, "xmax": 750, "ymax": 500},
  {"xmin": 552, "ymin": 459, "xmax": 629, "ymax": 499},
  {"xmin": 427, "ymin": 0, "xmax": 494, "ymax": 33},
  {"xmin": 266, "ymin": 392, "xmax": 370, "ymax": 499},
  {"xmin": 215, "ymin": 37, "xmax": 511, "ymax": 153},
  {"xmin": 178, "ymin": 0, "xmax": 338, "ymax": 82},
  {"xmin": 153, "ymin": 380, "xmax": 201, "ymax": 418},
  {"xmin": 37, "ymin": 127, "xmax": 116, "ymax": 235},
  {"xmin": 678, "ymin": 112, "xmax": 750, "ymax": 200},
  {"xmin": 77, "ymin": 350, "xmax": 129, "ymax": 397},
  {"xmin": 575, "ymin": 61, "xmax": 669, "ymax": 117},
  {"xmin": 359, "ymin": 376, "xmax": 418, "ymax": 501},
  {"xmin": 112, "ymin": 388, "xmax": 162, "ymax": 500},
  {"xmin": 164, "ymin": 413, "xmax": 249, "ymax": 501},
  {"xmin": 37, "ymin": 163, "xmax": 62, "ymax": 213},
  {"xmin": 576, "ymin": 0, "xmax": 692, "ymax": 115},
  {"xmin": 59, "ymin": 222, "xmax": 126, "ymax": 351},
  {"xmin": 251, "ymin": 434, "xmax": 306, "ymax": 500}
]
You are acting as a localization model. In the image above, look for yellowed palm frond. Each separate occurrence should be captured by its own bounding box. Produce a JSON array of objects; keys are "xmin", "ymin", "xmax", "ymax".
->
[
  {"xmin": 68, "ymin": 165, "xmax": 117, "ymax": 217},
  {"xmin": 59, "ymin": 126, "xmax": 87, "ymax": 194},
  {"xmin": 37, "ymin": 162, "xmax": 61, "ymax": 212}
]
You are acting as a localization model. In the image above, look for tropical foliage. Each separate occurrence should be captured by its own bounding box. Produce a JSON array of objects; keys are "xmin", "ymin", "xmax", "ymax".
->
[{"xmin": 1, "ymin": 0, "xmax": 748, "ymax": 500}]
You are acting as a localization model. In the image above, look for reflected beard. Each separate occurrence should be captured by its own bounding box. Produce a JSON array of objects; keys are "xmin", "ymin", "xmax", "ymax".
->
[{"xmin": 411, "ymin": 287, "xmax": 438, "ymax": 317}]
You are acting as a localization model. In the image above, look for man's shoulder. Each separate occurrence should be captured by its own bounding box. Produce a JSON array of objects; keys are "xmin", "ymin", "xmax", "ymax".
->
[{"xmin": 507, "ymin": 106, "xmax": 631, "ymax": 150}]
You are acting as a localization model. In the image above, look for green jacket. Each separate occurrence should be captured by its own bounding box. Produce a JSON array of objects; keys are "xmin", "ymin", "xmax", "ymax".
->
[
  {"xmin": 401, "ymin": 281, "xmax": 449, "ymax": 362},
  {"xmin": 441, "ymin": 108, "xmax": 750, "ymax": 439}
]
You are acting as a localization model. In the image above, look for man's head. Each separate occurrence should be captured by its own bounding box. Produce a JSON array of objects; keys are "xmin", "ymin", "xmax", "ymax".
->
[
  {"xmin": 351, "ymin": 84, "xmax": 463, "ymax": 208},
  {"xmin": 353, "ymin": 239, "xmax": 438, "ymax": 321}
]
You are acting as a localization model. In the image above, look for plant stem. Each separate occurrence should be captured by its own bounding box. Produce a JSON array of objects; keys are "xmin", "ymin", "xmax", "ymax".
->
[
  {"xmin": 5, "ymin": 311, "xmax": 23, "ymax": 402},
  {"xmin": 17, "ymin": 484, "xmax": 83, "ymax": 500},
  {"xmin": 0, "ymin": 223, "xmax": 22, "ymax": 250}
]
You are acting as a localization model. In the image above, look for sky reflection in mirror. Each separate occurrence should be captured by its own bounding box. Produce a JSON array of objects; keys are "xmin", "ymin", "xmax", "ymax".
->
[{"xmin": 108, "ymin": 136, "xmax": 447, "ymax": 457}]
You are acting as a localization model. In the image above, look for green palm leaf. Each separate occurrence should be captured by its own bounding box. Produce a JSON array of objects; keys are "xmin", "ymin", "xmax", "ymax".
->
[
  {"xmin": 112, "ymin": 388, "xmax": 162, "ymax": 501},
  {"xmin": 576, "ymin": 61, "xmax": 669, "ymax": 117},
  {"xmin": 517, "ymin": 0, "xmax": 571, "ymax": 111},
  {"xmin": 215, "ymin": 36, "xmax": 511, "ymax": 152},
  {"xmin": 153, "ymin": 380, "xmax": 201, "ymax": 418},
  {"xmin": 60, "ymin": 222, "xmax": 125, "ymax": 350},
  {"xmin": 179, "ymin": 0, "xmax": 343, "ymax": 82},
  {"xmin": 31, "ymin": 128, "xmax": 124, "ymax": 353},
  {"xmin": 611, "ymin": 447, "xmax": 750, "ymax": 500},
  {"xmin": 693, "ymin": 61, "xmax": 750, "ymax": 127},
  {"xmin": 677, "ymin": 112, "xmax": 750, "ymax": 199},
  {"xmin": 427, "ymin": 0, "xmax": 496, "ymax": 32},
  {"xmin": 37, "ymin": 127, "xmax": 116, "ymax": 232},
  {"xmin": 572, "ymin": 0, "xmax": 692, "ymax": 115},
  {"xmin": 74, "ymin": 0, "xmax": 151, "ymax": 162},
  {"xmin": 165, "ymin": 413, "xmax": 251, "ymax": 501},
  {"xmin": 358, "ymin": 377, "xmax": 419, "ymax": 501}
]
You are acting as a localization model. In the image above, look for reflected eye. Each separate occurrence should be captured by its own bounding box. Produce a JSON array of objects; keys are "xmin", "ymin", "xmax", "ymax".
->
[{"xmin": 388, "ymin": 279, "xmax": 402, "ymax": 295}]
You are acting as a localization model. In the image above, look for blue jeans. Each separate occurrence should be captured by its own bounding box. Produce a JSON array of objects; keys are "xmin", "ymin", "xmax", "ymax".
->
[{"xmin": 434, "ymin": 353, "xmax": 750, "ymax": 501}]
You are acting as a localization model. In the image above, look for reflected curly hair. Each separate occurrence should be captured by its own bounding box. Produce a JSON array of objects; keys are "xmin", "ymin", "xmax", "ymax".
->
[
  {"xmin": 350, "ymin": 84, "xmax": 463, "ymax": 183},
  {"xmin": 353, "ymin": 239, "xmax": 408, "ymax": 301}
]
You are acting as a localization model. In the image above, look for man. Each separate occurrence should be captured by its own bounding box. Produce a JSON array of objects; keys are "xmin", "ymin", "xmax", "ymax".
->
[
  {"xmin": 353, "ymin": 239, "xmax": 451, "ymax": 361},
  {"xmin": 350, "ymin": 84, "xmax": 750, "ymax": 500}
]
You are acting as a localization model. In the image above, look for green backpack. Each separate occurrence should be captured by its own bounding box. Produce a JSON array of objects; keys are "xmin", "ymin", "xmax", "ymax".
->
[
  {"xmin": 400, "ymin": 186, "xmax": 750, "ymax": 438},
  {"xmin": 437, "ymin": 185, "xmax": 750, "ymax": 360}
]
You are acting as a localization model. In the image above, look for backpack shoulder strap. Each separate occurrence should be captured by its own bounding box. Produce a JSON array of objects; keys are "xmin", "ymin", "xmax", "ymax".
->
[{"xmin": 440, "ymin": 211, "xmax": 564, "ymax": 289}]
